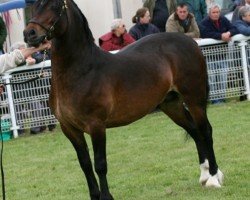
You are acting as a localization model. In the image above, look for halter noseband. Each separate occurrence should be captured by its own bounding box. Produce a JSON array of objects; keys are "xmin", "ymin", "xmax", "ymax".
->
[{"xmin": 28, "ymin": 0, "xmax": 68, "ymax": 40}]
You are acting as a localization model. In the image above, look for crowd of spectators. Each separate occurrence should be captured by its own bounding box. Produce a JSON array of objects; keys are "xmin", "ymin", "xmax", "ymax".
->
[
  {"xmin": 98, "ymin": 0, "xmax": 250, "ymax": 104},
  {"xmin": 99, "ymin": 0, "xmax": 250, "ymax": 52}
]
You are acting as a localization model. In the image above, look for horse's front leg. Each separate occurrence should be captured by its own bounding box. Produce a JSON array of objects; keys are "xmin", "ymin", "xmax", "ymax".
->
[
  {"xmin": 90, "ymin": 123, "xmax": 114, "ymax": 200},
  {"xmin": 60, "ymin": 124, "xmax": 100, "ymax": 200}
]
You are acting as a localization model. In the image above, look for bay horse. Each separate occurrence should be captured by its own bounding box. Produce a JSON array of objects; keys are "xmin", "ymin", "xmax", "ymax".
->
[{"xmin": 24, "ymin": 0, "xmax": 223, "ymax": 199}]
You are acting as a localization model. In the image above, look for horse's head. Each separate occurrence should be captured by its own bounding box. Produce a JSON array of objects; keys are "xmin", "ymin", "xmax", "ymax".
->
[{"xmin": 24, "ymin": 0, "xmax": 68, "ymax": 47}]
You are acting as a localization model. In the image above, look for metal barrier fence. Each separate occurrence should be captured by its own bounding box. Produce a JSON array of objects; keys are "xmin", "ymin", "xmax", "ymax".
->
[
  {"xmin": 197, "ymin": 34, "xmax": 250, "ymax": 101},
  {"xmin": 0, "ymin": 60, "xmax": 57, "ymax": 138},
  {"xmin": 1, "ymin": 35, "xmax": 250, "ymax": 138}
]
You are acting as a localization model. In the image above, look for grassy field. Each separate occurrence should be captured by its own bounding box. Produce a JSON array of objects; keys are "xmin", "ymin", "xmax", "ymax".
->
[{"xmin": 1, "ymin": 101, "xmax": 250, "ymax": 200}]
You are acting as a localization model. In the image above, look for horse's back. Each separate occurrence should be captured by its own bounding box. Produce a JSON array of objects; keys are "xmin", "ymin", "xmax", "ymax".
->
[
  {"xmin": 121, "ymin": 32, "xmax": 201, "ymax": 57},
  {"xmin": 115, "ymin": 32, "xmax": 206, "ymax": 87}
]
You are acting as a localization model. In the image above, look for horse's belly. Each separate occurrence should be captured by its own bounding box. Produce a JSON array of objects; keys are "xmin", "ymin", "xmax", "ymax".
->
[{"xmin": 106, "ymin": 98, "xmax": 161, "ymax": 127}]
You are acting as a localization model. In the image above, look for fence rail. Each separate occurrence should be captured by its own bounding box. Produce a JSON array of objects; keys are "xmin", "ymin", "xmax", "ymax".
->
[{"xmin": 1, "ymin": 34, "xmax": 250, "ymax": 138}]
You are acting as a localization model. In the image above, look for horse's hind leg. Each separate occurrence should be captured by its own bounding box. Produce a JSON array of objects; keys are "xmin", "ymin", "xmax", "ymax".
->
[
  {"xmin": 159, "ymin": 92, "xmax": 223, "ymax": 187},
  {"xmin": 60, "ymin": 124, "xmax": 100, "ymax": 200},
  {"xmin": 184, "ymin": 103, "xmax": 223, "ymax": 187}
]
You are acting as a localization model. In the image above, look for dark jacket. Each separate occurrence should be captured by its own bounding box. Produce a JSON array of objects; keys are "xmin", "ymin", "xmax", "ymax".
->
[
  {"xmin": 199, "ymin": 16, "xmax": 239, "ymax": 39},
  {"xmin": 129, "ymin": 23, "xmax": 160, "ymax": 40},
  {"xmin": 0, "ymin": 16, "xmax": 7, "ymax": 53},
  {"xmin": 143, "ymin": 0, "xmax": 177, "ymax": 32},
  {"xmin": 234, "ymin": 19, "xmax": 250, "ymax": 36},
  {"xmin": 143, "ymin": 0, "xmax": 177, "ymax": 20}
]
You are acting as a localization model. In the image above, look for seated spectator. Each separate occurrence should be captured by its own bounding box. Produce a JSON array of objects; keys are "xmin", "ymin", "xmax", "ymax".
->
[
  {"xmin": 234, "ymin": 6, "xmax": 250, "ymax": 35},
  {"xmin": 200, "ymin": 3, "xmax": 238, "ymax": 41},
  {"xmin": 178, "ymin": 0, "xmax": 207, "ymax": 24},
  {"xmin": 166, "ymin": 2, "xmax": 200, "ymax": 38},
  {"xmin": 233, "ymin": 6, "xmax": 250, "ymax": 101},
  {"xmin": 99, "ymin": 19, "xmax": 135, "ymax": 51},
  {"xmin": 143, "ymin": 0, "xmax": 178, "ymax": 32},
  {"xmin": 232, "ymin": 0, "xmax": 250, "ymax": 23},
  {"xmin": 200, "ymin": 3, "xmax": 239, "ymax": 104},
  {"xmin": 129, "ymin": 7, "xmax": 160, "ymax": 40}
]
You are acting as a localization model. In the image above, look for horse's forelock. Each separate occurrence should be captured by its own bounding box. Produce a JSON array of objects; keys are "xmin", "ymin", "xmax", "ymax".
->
[{"xmin": 33, "ymin": 0, "xmax": 63, "ymax": 14}]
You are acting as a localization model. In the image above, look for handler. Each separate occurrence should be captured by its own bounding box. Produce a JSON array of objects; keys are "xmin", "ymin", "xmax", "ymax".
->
[
  {"xmin": 0, "ymin": 41, "xmax": 51, "ymax": 94},
  {"xmin": 0, "ymin": 41, "xmax": 51, "ymax": 74}
]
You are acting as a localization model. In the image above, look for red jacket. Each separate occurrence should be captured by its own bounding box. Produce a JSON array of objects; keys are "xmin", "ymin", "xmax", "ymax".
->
[{"xmin": 99, "ymin": 32, "xmax": 135, "ymax": 51}]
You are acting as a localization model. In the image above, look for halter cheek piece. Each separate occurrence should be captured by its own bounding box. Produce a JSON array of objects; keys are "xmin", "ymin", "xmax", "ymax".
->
[{"xmin": 28, "ymin": 0, "xmax": 68, "ymax": 40}]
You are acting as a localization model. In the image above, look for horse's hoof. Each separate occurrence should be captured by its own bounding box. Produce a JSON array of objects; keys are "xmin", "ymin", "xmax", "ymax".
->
[
  {"xmin": 217, "ymin": 169, "xmax": 224, "ymax": 185},
  {"xmin": 199, "ymin": 171, "xmax": 211, "ymax": 186},
  {"xmin": 199, "ymin": 159, "xmax": 210, "ymax": 185},
  {"xmin": 205, "ymin": 173, "xmax": 222, "ymax": 188}
]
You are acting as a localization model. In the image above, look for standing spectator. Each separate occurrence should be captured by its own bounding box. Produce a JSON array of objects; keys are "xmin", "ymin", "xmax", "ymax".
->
[
  {"xmin": 0, "ymin": 16, "xmax": 7, "ymax": 55},
  {"xmin": 233, "ymin": 0, "xmax": 244, "ymax": 6},
  {"xmin": 232, "ymin": 0, "xmax": 250, "ymax": 23},
  {"xmin": 99, "ymin": 19, "xmax": 135, "ymax": 52},
  {"xmin": 129, "ymin": 7, "xmax": 160, "ymax": 40},
  {"xmin": 143, "ymin": 0, "xmax": 177, "ymax": 32},
  {"xmin": 166, "ymin": 3, "xmax": 200, "ymax": 38},
  {"xmin": 200, "ymin": 3, "xmax": 239, "ymax": 104},
  {"xmin": 178, "ymin": 0, "xmax": 207, "ymax": 24}
]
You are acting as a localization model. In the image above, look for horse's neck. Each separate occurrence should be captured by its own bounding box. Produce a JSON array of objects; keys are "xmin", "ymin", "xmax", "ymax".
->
[
  {"xmin": 51, "ymin": 35, "xmax": 99, "ymax": 75},
  {"xmin": 51, "ymin": 4, "xmax": 100, "ymax": 74}
]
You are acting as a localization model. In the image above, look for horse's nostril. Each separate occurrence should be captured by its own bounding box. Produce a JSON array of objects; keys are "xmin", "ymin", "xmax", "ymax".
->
[{"xmin": 29, "ymin": 29, "xmax": 36, "ymax": 37}]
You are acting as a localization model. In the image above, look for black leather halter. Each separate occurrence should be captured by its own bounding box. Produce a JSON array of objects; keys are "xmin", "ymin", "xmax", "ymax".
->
[{"xmin": 28, "ymin": 0, "xmax": 68, "ymax": 40}]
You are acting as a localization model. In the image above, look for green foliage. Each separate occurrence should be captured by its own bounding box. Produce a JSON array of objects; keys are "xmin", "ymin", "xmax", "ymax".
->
[{"xmin": 1, "ymin": 101, "xmax": 250, "ymax": 199}]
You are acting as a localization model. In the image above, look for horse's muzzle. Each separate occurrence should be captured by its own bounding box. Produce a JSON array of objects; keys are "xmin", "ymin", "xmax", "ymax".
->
[{"xmin": 23, "ymin": 28, "xmax": 46, "ymax": 47}]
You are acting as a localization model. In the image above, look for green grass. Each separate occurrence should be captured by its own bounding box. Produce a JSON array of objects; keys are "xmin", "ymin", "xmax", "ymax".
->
[{"xmin": 1, "ymin": 101, "xmax": 250, "ymax": 200}]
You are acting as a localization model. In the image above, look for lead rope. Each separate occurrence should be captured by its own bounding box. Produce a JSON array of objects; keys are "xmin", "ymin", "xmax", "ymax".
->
[
  {"xmin": 0, "ymin": 124, "xmax": 5, "ymax": 200},
  {"xmin": 0, "ymin": 49, "xmax": 48, "ymax": 200},
  {"xmin": 1, "ymin": 49, "xmax": 48, "ymax": 86}
]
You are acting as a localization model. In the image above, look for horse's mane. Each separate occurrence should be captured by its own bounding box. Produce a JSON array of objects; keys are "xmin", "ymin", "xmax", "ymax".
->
[{"xmin": 70, "ymin": 0, "xmax": 95, "ymax": 44}]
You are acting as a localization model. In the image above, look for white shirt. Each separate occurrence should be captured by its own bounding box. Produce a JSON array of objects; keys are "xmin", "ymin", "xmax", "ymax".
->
[{"xmin": 0, "ymin": 49, "xmax": 25, "ymax": 74}]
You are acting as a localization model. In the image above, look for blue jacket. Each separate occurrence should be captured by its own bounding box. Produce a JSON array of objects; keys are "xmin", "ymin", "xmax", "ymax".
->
[
  {"xmin": 129, "ymin": 23, "xmax": 160, "ymax": 41},
  {"xmin": 234, "ymin": 20, "xmax": 250, "ymax": 36},
  {"xmin": 199, "ymin": 16, "xmax": 239, "ymax": 39}
]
